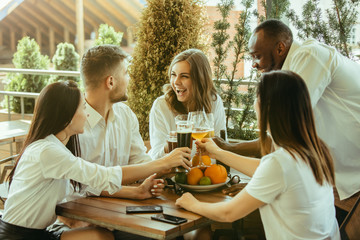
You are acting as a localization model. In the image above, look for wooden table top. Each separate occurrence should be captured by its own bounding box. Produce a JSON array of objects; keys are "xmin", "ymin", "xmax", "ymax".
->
[
  {"xmin": 0, "ymin": 120, "xmax": 31, "ymax": 142},
  {"xmin": 56, "ymin": 187, "xmax": 233, "ymax": 239}
]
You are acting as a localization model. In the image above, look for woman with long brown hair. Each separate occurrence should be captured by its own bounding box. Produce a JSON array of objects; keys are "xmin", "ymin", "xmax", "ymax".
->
[
  {"xmin": 149, "ymin": 49, "xmax": 226, "ymax": 159},
  {"xmin": 176, "ymin": 71, "xmax": 339, "ymax": 239},
  {"xmin": 0, "ymin": 80, "xmax": 190, "ymax": 240}
]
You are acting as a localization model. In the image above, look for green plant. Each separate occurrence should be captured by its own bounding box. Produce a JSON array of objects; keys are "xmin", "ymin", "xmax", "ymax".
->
[
  {"xmin": 94, "ymin": 24, "xmax": 123, "ymax": 46},
  {"xmin": 212, "ymin": 0, "xmax": 258, "ymax": 140},
  {"xmin": 255, "ymin": 0, "xmax": 290, "ymax": 22},
  {"xmin": 287, "ymin": 0, "xmax": 359, "ymax": 58},
  {"xmin": 128, "ymin": 0, "xmax": 208, "ymax": 139},
  {"xmin": 49, "ymin": 42, "xmax": 80, "ymax": 83},
  {"xmin": 5, "ymin": 37, "xmax": 49, "ymax": 113}
]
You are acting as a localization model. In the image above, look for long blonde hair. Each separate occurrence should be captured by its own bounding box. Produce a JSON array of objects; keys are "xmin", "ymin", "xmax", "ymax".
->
[{"xmin": 164, "ymin": 49, "xmax": 217, "ymax": 114}]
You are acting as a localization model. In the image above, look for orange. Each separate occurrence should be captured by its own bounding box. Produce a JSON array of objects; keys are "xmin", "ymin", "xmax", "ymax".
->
[
  {"xmin": 187, "ymin": 167, "xmax": 204, "ymax": 185},
  {"xmin": 204, "ymin": 164, "xmax": 227, "ymax": 184},
  {"xmin": 192, "ymin": 155, "xmax": 212, "ymax": 167}
]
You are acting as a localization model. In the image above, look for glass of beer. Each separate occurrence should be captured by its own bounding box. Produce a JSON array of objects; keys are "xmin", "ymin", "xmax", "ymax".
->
[
  {"xmin": 188, "ymin": 111, "xmax": 211, "ymax": 167},
  {"xmin": 167, "ymin": 131, "xmax": 177, "ymax": 152},
  {"xmin": 175, "ymin": 120, "xmax": 193, "ymax": 172},
  {"xmin": 204, "ymin": 113, "xmax": 215, "ymax": 138}
]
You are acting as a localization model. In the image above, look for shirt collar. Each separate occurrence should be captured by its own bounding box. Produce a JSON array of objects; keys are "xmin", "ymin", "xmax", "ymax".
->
[
  {"xmin": 45, "ymin": 134, "xmax": 68, "ymax": 151},
  {"xmin": 281, "ymin": 40, "xmax": 301, "ymax": 70},
  {"xmin": 85, "ymin": 101, "xmax": 115, "ymax": 129}
]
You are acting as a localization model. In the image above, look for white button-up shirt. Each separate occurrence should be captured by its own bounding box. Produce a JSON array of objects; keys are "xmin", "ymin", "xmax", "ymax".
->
[
  {"xmin": 282, "ymin": 39, "xmax": 360, "ymax": 199},
  {"xmin": 2, "ymin": 135, "xmax": 123, "ymax": 229},
  {"xmin": 78, "ymin": 102, "xmax": 152, "ymax": 195},
  {"xmin": 148, "ymin": 95, "xmax": 226, "ymax": 160}
]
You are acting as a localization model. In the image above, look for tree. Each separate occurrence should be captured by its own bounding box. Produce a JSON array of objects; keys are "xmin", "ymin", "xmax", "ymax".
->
[
  {"xmin": 287, "ymin": 0, "xmax": 359, "ymax": 58},
  {"xmin": 255, "ymin": 0, "xmax": 290, "ymax": 22},
  {"xmin": 212, "ymin": 0, "xmax": 259, "ymax": 140},
  {"xmin": 128, "ymin": 0, "xmax": 208, "ymax": 139},
  {"xmin": 5, "ymin": 37, "xmax": 49, "ymax": 113},
  {"xmin": 94, "ymin": 24, "xmax": 123, "ymax": 46},
  {"xmin": 49, "ymin": 42, "xmax": 80, "ymax": 83}
]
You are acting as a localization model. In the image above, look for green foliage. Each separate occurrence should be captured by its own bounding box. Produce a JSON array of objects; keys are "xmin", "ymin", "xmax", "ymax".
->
[
  {"xmin": 255, "ymin": 0, "xmax": 290, "ymax": 22},
  {"xmin": 5, "ymin": 37, "xmax": 49, "ymax": 113},
  {"xmin": 94, "ymin": 24, "xmax": 123, "ymax": 46},
  {"xmin": 49, "ymin": 42, "xmax": 80, "ymax": 83},
  {"xmin": 212, "ymin": 0, "xmax": 258, "ymax": 140},
  {"xmin": 287, "ymin": 0, "xmax": 359, "ymax": 58},
  {"xmin": 128, "ymin": 0, "xmax": 208, "ymax": 139}
]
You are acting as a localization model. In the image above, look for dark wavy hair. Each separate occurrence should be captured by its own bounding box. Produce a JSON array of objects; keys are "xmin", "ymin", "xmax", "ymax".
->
[
  {"xmin": 8, "ymin": 80, "xmax": 82, "ymax": 191},
  {"xmin": 257, "ymin": 70, "xmax": 335, "ymax": 185},
  {"xmin": 164, "ymin": 49, "xmax": 217, "ymax": 114}
]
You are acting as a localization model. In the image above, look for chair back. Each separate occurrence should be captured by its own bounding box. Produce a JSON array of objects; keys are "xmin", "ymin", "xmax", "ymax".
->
[{"xmin": 340, "ymin": 195, "xmax": 360, "ymax": 240}]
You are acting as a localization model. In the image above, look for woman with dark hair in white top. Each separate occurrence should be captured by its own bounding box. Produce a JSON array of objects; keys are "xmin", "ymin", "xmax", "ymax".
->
[
  {"xmin": 176, "ymin": 71, "xmax": 340, "ymax": 240},
  {"xmin": 0, "ymin": 80, "xmax": 191, "ymax": 240}
]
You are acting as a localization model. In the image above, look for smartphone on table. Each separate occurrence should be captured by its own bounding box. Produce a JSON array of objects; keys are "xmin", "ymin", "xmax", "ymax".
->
[
  {"xmin": 151, "ymin": 213, "xmax": 187, "ymax": 225},
  {"xmin": 126, "ymin": 205, "xmax": 163, "ymax": 214}
]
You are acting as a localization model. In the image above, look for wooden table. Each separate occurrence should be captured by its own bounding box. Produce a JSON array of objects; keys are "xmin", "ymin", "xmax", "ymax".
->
[
  {"xmin": 0, "ymin": 120, "xmax": 31, "ymax": 154},
  {"xmin": 56, "ymin": 188, "xmax": 233, "ymax": 239}
]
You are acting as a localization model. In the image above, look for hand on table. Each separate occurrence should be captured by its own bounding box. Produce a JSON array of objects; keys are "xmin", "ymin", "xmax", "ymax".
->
[
  {"xmin": 138, "ymin": 174, "xmax": 165, "ymax": 199},
  {"xmin": 175, "ymin": 192, "xmax": 199, "ymax": 211}
]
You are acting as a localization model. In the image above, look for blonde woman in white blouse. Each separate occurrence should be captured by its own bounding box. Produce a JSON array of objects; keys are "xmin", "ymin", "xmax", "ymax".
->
[{"xmin": 0, "ymin": 81, "xmax": 191, "ymax": 240}]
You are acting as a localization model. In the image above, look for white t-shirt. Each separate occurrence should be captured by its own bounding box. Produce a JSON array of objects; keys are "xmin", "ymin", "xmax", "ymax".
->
[
  {"xmin": 282, "ymin": 39, "xmax": 360, "ymax": 200},
  {"xmin": 246, "ymin": 148, "xmax": 339, "ymax": 240},
  {"xmin": 78, "ymin": 102, "xmax": 152, "ymax": 196},
  {"xmin": 2, "ymin": 134, "xmax": 123, "ymax": 229},
  {"xmin": 148, "ymin": 94, "xmax": 226, "ymax": 159}
]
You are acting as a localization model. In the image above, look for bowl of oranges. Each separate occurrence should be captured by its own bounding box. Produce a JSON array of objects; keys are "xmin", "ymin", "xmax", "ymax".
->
[{"xmin": 173, "ymin": 155, "xmax": 229, "ymax": 192}]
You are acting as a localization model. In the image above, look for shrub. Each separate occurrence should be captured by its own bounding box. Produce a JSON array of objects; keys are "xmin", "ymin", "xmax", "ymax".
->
[
  {"xmin": 5, "ymin": 37, "xmax": 49, "ymax": 113},
  {"xmin": 128, "ymin": 0, "xmax": 208, "ymax": 139},
  {"xmin": 212, "ymin": 0, "xmax": 258, "ymax": 140},
  {"xmin": 49, "ymin": 42, "xmax": 80, "ymax": 83},
  {"xmin": 94, "ymin": 24, "xmax": 123, "ymax": 46}
]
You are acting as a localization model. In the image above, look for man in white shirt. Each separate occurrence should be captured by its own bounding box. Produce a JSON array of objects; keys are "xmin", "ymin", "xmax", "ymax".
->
[{"xmin": 215, "ymin": 19, "xmax": 360, "ymax": 201}]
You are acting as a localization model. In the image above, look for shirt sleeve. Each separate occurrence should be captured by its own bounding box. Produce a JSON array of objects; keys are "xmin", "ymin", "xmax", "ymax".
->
[
  {"xmin": 148, "ymin": 98, "xmax": 170, "ymax": 160},
  {"xmin": 127, "ymin": 108, "xmax": 152, "ymax": 164},
  {"xmin": 213, "ymin": 95, "xmax": 226, "ymax": 137},
  {"xmin": 39, "ymin": 143, "xmax": 123, "ymax": 195},
  {"xmin": 287, "ymin": 47, "xmax": 332, "ymax": 107},
  {"xmin": 245, "ymin": 155, "xmax": 286, "ymax": 204}
]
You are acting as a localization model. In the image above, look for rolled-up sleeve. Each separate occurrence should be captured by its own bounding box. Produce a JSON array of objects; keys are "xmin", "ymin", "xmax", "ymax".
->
[{"xmin": 40, "ymin": 144, "xmax": 123, "ymax": 195}]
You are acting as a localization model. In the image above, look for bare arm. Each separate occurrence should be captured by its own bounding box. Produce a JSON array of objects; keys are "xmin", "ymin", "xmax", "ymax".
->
[
  {"xmin": 121, "ymin": 147, "xmax": 191, "ymax": 184},
  {"xmin": 101, "ymin": 174, "xmax": 165, "ymax": 199},
  {"xmin": 176, "ymin": 189, "xmax": 265, "ymax": 222},
  {"xmin": 197, "ymin": 139, "xmax": 260, "ymax": 177},
  {"xmin": 213, "ymin": 135, "xmax": 273, "ymax": 158}
]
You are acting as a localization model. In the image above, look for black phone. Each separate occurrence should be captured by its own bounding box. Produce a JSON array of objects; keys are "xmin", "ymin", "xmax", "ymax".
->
[
  {"xmin": 151, "ymin": 213, "xmax": 187, "ymax": 225},
  {"xmin": 126, "ymin": 205, "xmax": 163, "ymax": 214}
]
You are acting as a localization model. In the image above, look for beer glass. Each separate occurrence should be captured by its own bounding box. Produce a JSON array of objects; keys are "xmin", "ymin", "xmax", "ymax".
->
[
  {"xmin": 188, "ymin": 111, "xmax": 211, "ymax": 167},
  {"xmin": 175, "ymin": 119, "xmax": 193, "ymax": 172},
  {"xmin": 167, "ymin": 131, "xmax": 177, "ymax": 152}
]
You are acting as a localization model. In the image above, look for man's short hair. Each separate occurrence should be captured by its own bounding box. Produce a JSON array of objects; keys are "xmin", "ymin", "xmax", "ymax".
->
[
  {"xmin": 254, "ymin": 19, "xmax": 293, "ymax": 46},
  {"xmin": 81, "ymin": 44, "xmax": 128, "ymax": 90}
]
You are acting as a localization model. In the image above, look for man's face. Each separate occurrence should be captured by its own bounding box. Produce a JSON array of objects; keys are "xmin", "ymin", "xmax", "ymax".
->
[
  {"xmin": 248, "ymin": 30, "xmax": 282, "ymax": 73},
  {"xmin": 110, "ymin": 60, "xmax": 129, "ymax": 103}
]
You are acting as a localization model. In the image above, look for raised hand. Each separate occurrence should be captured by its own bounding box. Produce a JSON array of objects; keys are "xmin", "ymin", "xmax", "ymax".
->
[{"xmin": 164, "ymin": 147, "xmax": 192, "ymax": 170}]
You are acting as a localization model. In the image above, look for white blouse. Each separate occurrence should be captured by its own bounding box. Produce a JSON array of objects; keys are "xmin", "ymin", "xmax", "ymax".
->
[
  {"xmin": 2, "ymin": 134, "xmax": 123, "ymax": 229},
  {"xmin": 148, "ymin": 94, "xmax": 226, "ymax": 159}
]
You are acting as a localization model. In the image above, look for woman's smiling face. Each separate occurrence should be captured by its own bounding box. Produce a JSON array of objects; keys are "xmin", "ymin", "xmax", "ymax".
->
[{"xmin": 170, "ymin": 61, "xmax": 193, "ymax": 104}]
